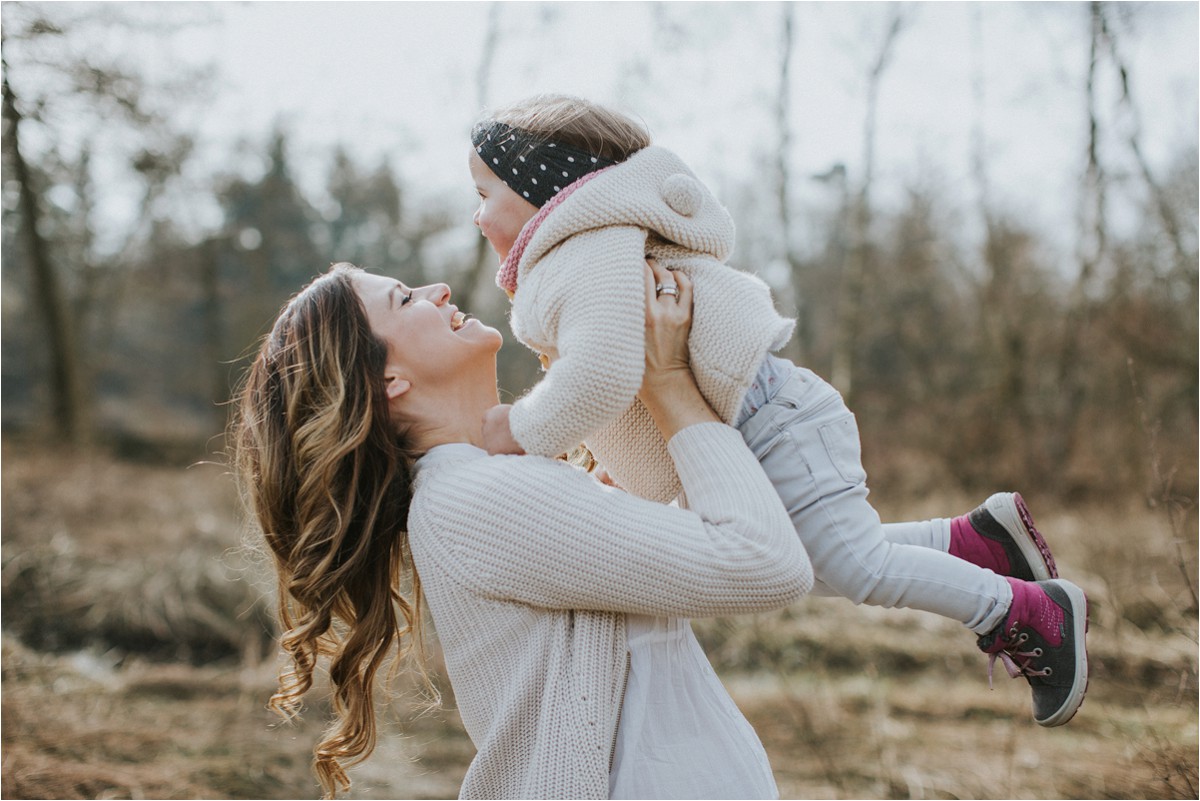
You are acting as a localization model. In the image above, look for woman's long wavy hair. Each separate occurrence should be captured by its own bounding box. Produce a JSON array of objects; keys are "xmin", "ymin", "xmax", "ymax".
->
[{"xmin": 230, "ymin": 262, "xmax": 430, "ymax": 798}]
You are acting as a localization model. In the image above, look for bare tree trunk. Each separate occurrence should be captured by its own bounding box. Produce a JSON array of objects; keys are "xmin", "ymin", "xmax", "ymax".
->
[
  {"xmin": 970, "ymin": 5, "xmax": 1000, "ymax": 381},
  {"xmin": 968, "ymin": 5, "xmax": 992, "ymax": 236},
  {"xmin": 1050, "ymin": 2, "xmax": 1108, "ymax": 480},
  {"xmin": 832, "ymin": 8, "xmax": 904, "ymax": 401},
  {"xmin": 2, "ymin": 66, "xmax": 88, "ymax": 444},
  {"xmin": 1075, "ymin": 2, "xmax": 1108, "ymax": 300},
  {"xmin": 776, "ymin": 3, "xmax": 806, "ymax": 365},
  {"xmin": 462, "ymin": 1, "xmax": 502, "ymax": 313}
]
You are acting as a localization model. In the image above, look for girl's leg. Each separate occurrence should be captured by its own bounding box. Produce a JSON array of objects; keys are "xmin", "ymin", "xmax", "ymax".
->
[
  {"xmin": 738, "ymin": 368, "xmax": 1011, "ymax": 635},
  {"xmin": 883, "ymin": 495, "xmax": 1057, "ymax": 582},
  {"xmin": 740, "ymin": 365, "xmax": 1088, "ymax": 726},
  {"xmin": 881, "ymin": 519, "xmax": 949, "ymax": 549}
]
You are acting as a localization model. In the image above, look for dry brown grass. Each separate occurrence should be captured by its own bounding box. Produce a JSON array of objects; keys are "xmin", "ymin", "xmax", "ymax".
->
[
  {"xmin": 2, "ymin": 440, "xmax": 1196, "ymax": 799},
  {"xmin": 3, "ymin": 633, "xmax": 304, "ymax": 799},
  {"xmin": 1, "ymin": 440, "xmax": 274, "ymax": 663}
]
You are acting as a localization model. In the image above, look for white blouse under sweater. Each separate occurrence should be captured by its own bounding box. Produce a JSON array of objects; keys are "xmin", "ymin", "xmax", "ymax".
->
[
  {"xmin": 408, "ymin": 423, "xmax": 812, "ymax": 799},
  {"xmin": 609, "ymin": 614, "xmax": 778, "ymax": 799}
]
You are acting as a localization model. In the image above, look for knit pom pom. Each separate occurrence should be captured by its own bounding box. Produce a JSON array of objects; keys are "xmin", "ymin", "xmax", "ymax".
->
[{"xmin": 661, "ymin": 174, "xmax": 704, "ymax": 217}]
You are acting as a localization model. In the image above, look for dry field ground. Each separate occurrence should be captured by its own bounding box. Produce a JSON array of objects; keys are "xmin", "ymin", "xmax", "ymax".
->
[{"xmin": 2, "ymin": 440, "xmax": 1196, "ymax": 799}]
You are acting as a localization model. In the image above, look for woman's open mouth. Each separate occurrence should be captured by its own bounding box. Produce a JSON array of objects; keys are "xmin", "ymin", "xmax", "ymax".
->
[{"xmin": 450, "ymin": 310, "xmax": 468, "ymax": 331}]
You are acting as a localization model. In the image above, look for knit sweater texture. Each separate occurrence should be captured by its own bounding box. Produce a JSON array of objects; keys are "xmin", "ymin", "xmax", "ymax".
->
[
  {"xmin": 408, "ymin": 423, "xmax": 812, "ymax": 799},
  {"xmin": 505, "ymin": 145, "xmax": 796, "ymax": 502}
]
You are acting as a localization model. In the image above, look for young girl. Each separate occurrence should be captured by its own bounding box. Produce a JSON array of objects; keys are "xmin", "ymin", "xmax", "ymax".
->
[{"xmin": 469, "ymin": 93, "xmax": 1088, "ymax": 728}]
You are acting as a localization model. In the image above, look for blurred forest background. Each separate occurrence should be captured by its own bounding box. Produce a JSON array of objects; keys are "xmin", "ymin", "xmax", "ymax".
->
[{"xmin": 2, "ymin": 2, "xmax": 1196, "ymax": 799}]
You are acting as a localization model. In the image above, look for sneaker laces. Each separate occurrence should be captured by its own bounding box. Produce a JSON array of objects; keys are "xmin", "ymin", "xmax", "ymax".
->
[
  {"xmin": 1014, "ymin": 495, "xmax": 1059, "ymax": 578},
  {"xmin": 985, "ymin": 629, "xmax": 1050, "ymax": 688}
]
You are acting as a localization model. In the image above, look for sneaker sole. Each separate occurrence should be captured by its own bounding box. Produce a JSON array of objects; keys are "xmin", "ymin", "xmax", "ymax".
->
[
  {"xmin": 1037, "ymin": 579, "xmax": 1089, "ymax": 727},
  {"xmin": 986, "ymin": 492, "xmax": 1058, "ymax": 580}
]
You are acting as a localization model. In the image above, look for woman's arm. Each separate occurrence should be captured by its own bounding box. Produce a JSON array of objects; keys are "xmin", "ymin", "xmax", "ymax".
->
[
  {"xmin": 413, "ymin": 263, "xmax": 813, "ymax": 617},
  {"xmin": 414, "ymin": 426, "xmax": 810, "ymax": 618}
]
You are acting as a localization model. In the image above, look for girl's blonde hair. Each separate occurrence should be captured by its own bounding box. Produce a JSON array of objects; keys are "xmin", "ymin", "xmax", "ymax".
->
[
  {"xmin": 231, "ymin": 263, "xmax": 430, "ymax": 798},
  {"xmin": 480, "ymin": 93, "xmax": 651, "ymax": 161}
]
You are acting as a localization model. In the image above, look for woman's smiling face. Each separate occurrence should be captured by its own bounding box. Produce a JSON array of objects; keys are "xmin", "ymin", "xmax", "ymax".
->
[{"xmin": 352, "ymin": 271, "xmax": 502, "ymax": 398}]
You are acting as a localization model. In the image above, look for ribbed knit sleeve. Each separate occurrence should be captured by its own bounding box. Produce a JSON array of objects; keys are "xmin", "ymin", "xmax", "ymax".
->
[
  {"xmin": 507, "ymin": 226, "xmax": 648, "ymax": 458},
  {"xmin": 412, "ymin": 423, "xmax": 812, "ymax": 617}
]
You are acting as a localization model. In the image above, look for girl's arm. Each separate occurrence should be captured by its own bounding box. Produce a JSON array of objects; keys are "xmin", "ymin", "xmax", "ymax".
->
[{"xmin": 502, "ymin": 226, "xmax": 649, "ymax": 458}]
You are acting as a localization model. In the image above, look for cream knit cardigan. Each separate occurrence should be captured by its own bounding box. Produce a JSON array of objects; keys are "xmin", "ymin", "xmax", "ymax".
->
[
  {"xmin": 408, "ymin": 423, "xmax": 812, "ymax": 799},
  {"xmin": 506, "ymin": 145, "xmax": 795, "ymax": 503}
]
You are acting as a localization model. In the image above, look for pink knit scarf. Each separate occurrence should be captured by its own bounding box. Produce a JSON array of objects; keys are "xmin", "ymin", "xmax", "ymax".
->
[{"xmin": 496, "ymin": 165, "xmax": 616, "ymax": 295}]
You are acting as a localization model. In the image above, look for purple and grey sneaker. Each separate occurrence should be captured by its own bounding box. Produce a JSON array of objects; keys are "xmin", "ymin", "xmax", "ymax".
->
[
  {"xmin": 979, "ymin": 577, "xmax": 1089, "ymax": 727},
  {"xmin": 950, "ymin": 492, "xmax": 1057, "ymax": 581}
]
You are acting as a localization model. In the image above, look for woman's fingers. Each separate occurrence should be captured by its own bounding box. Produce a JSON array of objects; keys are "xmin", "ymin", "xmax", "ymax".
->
[
  {"xmin": 642, "ymin": 256, "xmax": 692, "ymax": 377},
  {"xmin": 637, "ymin": 259, "xmax": 711, "ymax": 433},
  {"xmin": 648, "ymin": 258, "xmax": 680, "ymax": 303},
  {"xmin": 644, "ymin": 259, "xmax": 691, "ymax": 343},
  {"xmin": 643, "ymin": 259, "xmax": 658, "ymax": 313},
  {"xmin": 672, "ymin": 269, "xmax": 692, "ymax": 310}
]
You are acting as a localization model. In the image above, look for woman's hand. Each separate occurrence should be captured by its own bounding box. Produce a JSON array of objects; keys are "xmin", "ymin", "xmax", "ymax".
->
[
  {"xmin": 641, "ymin": 258, "xmax": 694, "ymax": 389},
  {"xmin": 637, "ymin": 259, "xmax": 720, "ymax": 439}
]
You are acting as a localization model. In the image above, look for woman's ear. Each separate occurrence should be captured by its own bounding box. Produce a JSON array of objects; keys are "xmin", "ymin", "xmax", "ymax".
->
[{"xmin": 385, "ymin": 373, "xmax": 412, "ymax": 400}]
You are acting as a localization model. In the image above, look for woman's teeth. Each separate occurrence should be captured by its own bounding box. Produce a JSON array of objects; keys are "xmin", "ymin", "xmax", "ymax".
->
[{"xmin": 451, "ymin": 311, "xmax": 466, "ymax": 331}]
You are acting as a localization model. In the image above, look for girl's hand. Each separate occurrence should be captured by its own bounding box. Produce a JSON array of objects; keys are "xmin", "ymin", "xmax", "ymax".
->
[
  {"xmin": 482, "ymin": 404, "xmax": 526, "ymax": 455},
  {"xmin": 637, "ymin": 259, "xmax": 719, "ymax": 438}
]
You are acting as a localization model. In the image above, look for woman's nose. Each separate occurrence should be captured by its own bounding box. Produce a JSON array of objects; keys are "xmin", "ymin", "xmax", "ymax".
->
[{"xmin": 421, "ymin": 283, "xmax": 451, "ymax": 305}]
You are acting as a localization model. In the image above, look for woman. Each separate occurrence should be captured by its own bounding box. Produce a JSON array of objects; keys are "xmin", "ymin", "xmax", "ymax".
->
[{"xmin": 232, "ymin": 259, "xmax": 812, "ymax": 799}]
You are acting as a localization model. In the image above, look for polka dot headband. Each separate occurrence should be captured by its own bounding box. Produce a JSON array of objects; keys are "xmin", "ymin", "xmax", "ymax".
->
[{"xmin": 471, "ymin": 121, "xmax": 617, "ymax": 208}]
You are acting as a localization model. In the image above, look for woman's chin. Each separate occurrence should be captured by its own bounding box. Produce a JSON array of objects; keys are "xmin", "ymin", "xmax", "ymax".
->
[{"xmin": 468, "ymin": 320, "xmax": 504, "ymax": 349}]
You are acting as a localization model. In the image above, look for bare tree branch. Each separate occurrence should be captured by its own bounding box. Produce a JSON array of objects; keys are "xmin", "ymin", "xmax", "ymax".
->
[{"xmin": 1099, "ymin": 9, "xmax": 1191, "ymax": 267}]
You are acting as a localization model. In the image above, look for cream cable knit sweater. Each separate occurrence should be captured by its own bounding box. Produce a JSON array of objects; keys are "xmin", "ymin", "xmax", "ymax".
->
[
  {"xmin": 408, "ymin": 423, "xmax": 812, "ymax": 799},
  {"xmin": 506, "ymin": 145, "xmax": 795, "ymax": 503}
]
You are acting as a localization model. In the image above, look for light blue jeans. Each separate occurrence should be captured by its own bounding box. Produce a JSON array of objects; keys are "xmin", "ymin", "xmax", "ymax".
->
[{"xmin": 738, "ymin": 364, "xmax": 1012, "ymax": 635}]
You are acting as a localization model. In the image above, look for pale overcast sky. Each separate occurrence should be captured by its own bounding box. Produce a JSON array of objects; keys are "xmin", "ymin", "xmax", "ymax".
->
[{"xmin": 10, "ymin": 1, "xmax": 1199, "ymax": 262}]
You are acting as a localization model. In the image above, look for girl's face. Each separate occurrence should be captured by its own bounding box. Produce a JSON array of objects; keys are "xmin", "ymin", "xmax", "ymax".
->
[
  {"xmin": 352, "ymin": 271, "xmax": 502, "ymax": 398},
  {"xmin": 469, "ymin": 148, "xmax": 538, "ymax": 263}
]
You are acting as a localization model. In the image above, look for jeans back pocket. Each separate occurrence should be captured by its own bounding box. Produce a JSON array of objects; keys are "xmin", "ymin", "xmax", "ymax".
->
[{"xmin": 818, "ymin": 414, "xmax": 868, "ymax": 486}]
